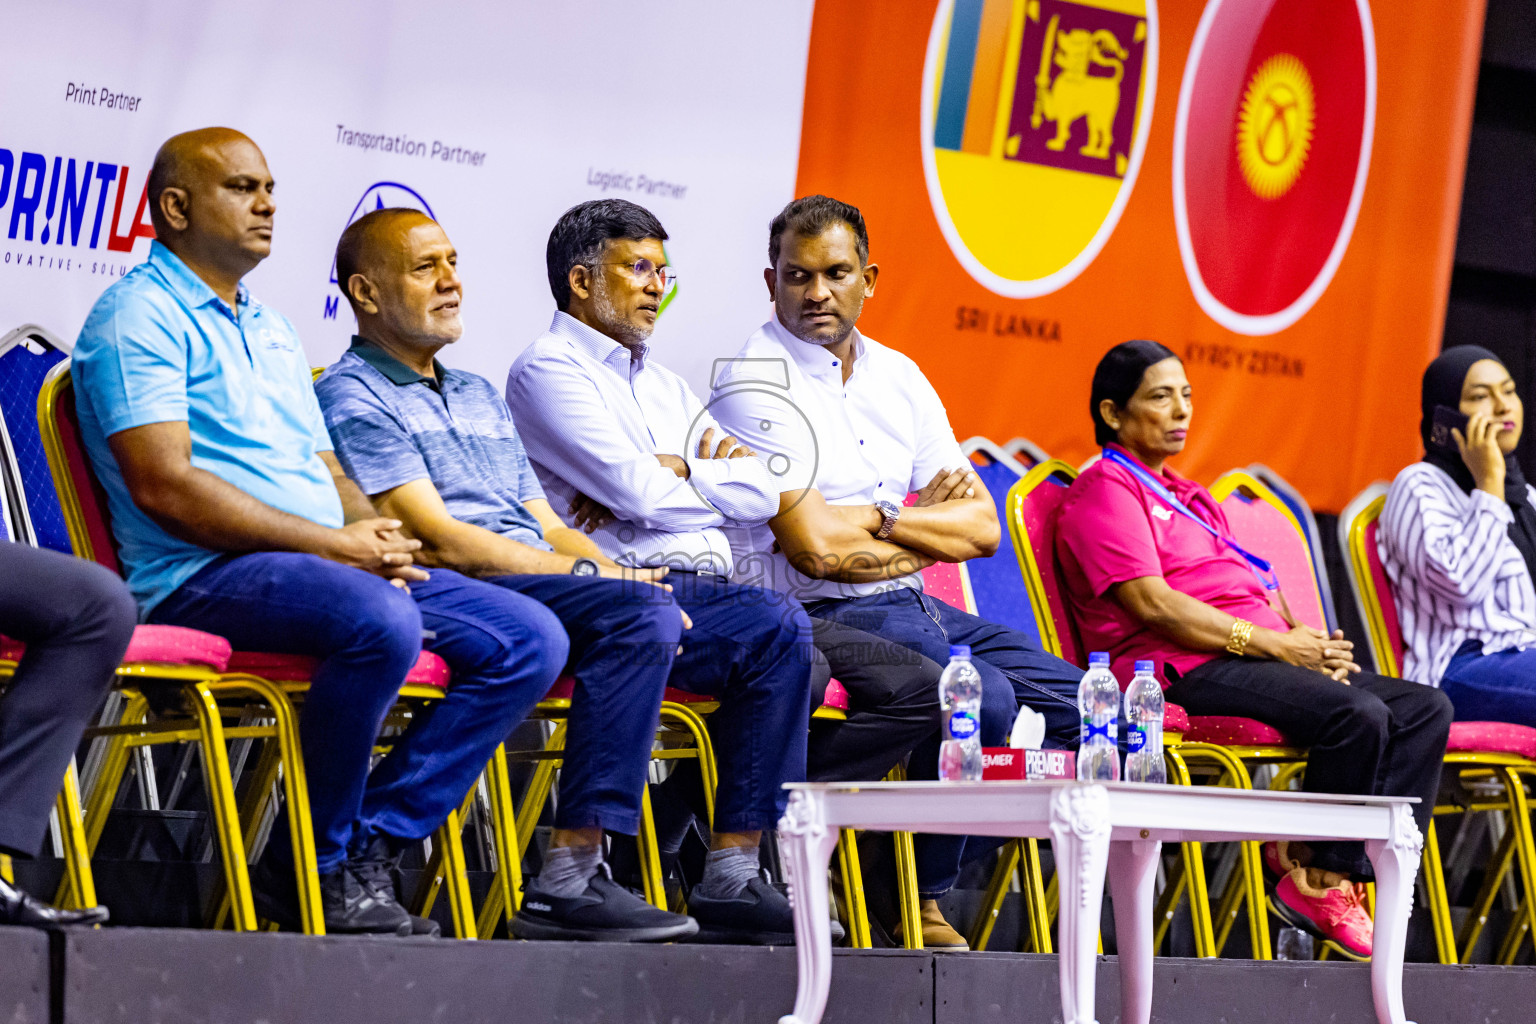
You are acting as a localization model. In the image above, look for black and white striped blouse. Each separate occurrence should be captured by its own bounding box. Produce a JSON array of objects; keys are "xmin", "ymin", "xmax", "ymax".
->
[{"xmin": 1379, "ymin": 462, "xmax": 1536, "ymax": 685}]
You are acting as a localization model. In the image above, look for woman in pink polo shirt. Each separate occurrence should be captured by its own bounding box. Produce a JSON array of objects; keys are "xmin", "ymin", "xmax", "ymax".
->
[{"xmin": 1054, "ymin": 340, "xmax": 1452, "ymax": 959}]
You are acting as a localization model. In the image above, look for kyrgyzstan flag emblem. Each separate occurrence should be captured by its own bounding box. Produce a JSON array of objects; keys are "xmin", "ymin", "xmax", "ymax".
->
[{"xmin": 1173, "ymin": 0, "xmax": 1376, "ymax": 335}]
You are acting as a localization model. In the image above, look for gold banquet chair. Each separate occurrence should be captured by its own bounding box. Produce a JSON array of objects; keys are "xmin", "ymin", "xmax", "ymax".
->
[{"xmin": 1341, "ymin": 485, "xmax": 1536, "ymax": 964}]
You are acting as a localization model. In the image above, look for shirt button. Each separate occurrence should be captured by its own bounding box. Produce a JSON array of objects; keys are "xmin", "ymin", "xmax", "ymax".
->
[{"xmin": 859, "ymin": 440, "xmax": 865, "ymax": 445}]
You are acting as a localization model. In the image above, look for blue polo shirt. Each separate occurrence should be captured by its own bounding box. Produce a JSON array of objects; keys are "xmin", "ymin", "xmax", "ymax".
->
[
  {"xmin": 72, "ymin": 241, "xmax": 342, "ymax": 616},
  {"xmin": 316, "ymin": 339, "xmax": 550, "ymax": 551}
]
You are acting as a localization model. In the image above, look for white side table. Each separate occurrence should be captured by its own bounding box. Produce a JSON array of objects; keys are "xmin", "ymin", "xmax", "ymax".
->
[{"xmin": 777, "ymin": 780, "xmax": 1421, "ymax": 1024}]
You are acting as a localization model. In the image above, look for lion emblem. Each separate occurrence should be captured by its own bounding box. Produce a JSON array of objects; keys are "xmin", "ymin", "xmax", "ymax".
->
[{"xmin": 1028, "ymin": 14, "xmax": 1128, "ymax": 159}]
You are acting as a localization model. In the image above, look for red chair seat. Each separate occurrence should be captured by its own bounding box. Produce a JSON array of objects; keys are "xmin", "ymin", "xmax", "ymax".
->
[
  {"xmin": 227, "ymin": 649, "xmax": 450, "ymax": 690},
  {"xmin": 1164, "ymin": 702, "xmax": 1190, "ymax": 734},
  {"xmin": 1446, "ymin": 720, "xmax": 1536, "ymax": 759},
  {"xmin": 1184, "ymin": 715, "xmax": 1294, "ymax": 746},
  {"xmin": 821, "ymin": 678, "xmax": 851, "ymax": 713},
  {"xmin": 540, "ymin": 676, "xmax": 716, "ymax": 705},
  {"xmin": 2, "ymin": 625, "xmax": 232, "ymax": 672}
]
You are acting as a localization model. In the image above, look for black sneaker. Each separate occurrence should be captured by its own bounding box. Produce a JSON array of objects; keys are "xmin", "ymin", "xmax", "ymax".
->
[
  {"xmin": 511, "ymin": 867, "xmax": 698, "ymax": 942},
  {"xmin": 688, "ymin": 876, "xmax": 801, "ymax": 945},
  {"xmin": 252, "ymin": 854, "xmax": 411, "ymax": 936},
  {"xmin": 351, "ymin": 836, "xmax": 441, "ymax": 938}
]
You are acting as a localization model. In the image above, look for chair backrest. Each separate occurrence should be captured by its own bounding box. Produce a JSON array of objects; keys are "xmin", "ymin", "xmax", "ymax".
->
[
  {"xmin": 1338, "ymin": 483, "xmax": 1403, "ymax": 676},
  {"xmin": 1006, "ymin": 459, "xmax": 1084, "ymax": 665},
  {"xmin": 959, "ymin": 444, "xmax": 1044, "ymax": 647},
  {"xmin": 1003, "ymin": 437, "xmax": 1049, "ymax": 470},
  {"xmin": 0, "ymin": 325, "xmax": 72, "ymax": 552},
  {"xmin": 36, "ymin": 362, "xmax": 120, "ymax": 573},
  {"xmin": 1209, "ymin": 470, "xmax": 1326, "ymax": 632},
  {"xmin": 920, "ymin": 558, "xmax": 978, "ymax": 615},
  {"xmin": 1247, "ymin": 463, "xmax": 1337, "ymax": 631}
]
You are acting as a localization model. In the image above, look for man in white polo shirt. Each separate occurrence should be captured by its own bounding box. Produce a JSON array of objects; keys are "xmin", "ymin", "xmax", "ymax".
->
[{"xmin": 710, "ymin": 195, "xmax": 1084, "ymax": 946}]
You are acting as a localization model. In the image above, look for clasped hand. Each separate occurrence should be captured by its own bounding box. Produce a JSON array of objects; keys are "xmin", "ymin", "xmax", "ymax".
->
[
  {"xmin": 326, "ymin": 518, "xmax": 429, "ymax": 591},
  {"xmin": 1278, "ymin": 624, "xmax": 1360, "ymax": 683}
]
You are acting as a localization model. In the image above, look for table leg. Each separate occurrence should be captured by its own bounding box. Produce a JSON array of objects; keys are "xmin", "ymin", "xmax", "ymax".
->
[
  {"xmin": 778, "ymin": 791, "xmax": 839, "ymax": 1024},
  {"xmin": 1365, "ymin": 804, "xmax": 1423, "ymax": 1024},
  {"xmin": 1108, "ymin": 838, "xmax": 1161, "ymax": 1024},
  {"xmin": 1050, "ymin": 786, "xmax": 1112, "ymax": 1024}
]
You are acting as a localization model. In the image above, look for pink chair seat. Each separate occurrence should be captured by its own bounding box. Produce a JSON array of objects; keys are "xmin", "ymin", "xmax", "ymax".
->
[
  {"xmin": 1184, "ymin": 715, "xmax": 1295, "ymax": 746},
  {"xmin": 540, "ymin": 676, "xmax": 716, "ymax": 705},
  {"xmin": 820, "ymin": 677, "xmax": 851, "ymax": 713},
  {"xmin": 2, "ymin": 625, "xmax": 232, "ymax": 672},
  {"xmin": 227, "ymin": 649, "xmax": 450, "ymax": 690},
  {"xmin": 1164, "ymin": 702, "xmax": 1190, "ymax": 734},
  {"xmin": 1446, "ymin": 720, "xmax": 1536, "ymax": 759}
]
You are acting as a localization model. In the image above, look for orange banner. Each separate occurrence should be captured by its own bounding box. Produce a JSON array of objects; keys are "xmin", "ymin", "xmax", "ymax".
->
[{"xmin": 795, "ymin": 0, "xmax": 1485, "ymax": 512}]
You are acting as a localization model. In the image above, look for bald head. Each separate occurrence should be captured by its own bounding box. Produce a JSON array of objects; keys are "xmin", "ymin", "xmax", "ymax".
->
[
  {"xmin": 335, "ymin": 208, "xmax": 436, "ymax": 312},
  {"xmin": 145, "ymin": 128, "xmax": 275, "ymax": 293},
  {"xmin": 336, "ymin": 209, "xmax": 462, "ymax": 358}
]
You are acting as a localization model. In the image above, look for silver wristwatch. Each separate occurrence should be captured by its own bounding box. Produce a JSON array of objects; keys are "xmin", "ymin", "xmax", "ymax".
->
[
  {"xmin": 875, "ymin": 499, "xmax": 901, "ymax": 540},
  {"xmin": 570, "ymin": 558, "xmax": 599, "ymax": 577}
]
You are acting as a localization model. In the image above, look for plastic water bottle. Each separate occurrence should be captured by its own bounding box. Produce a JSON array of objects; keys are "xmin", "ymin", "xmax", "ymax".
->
[
  {"xmin": 1077, "ymin": 652, "xmax": 1121, "ymax": 781},
  {"xmin": 938, "ymin": 645, "xmax": 984, "ymax": 781},
  {"xmin": 1123, "ymin": 660, "xmax": 1167, "ymax": 784}
]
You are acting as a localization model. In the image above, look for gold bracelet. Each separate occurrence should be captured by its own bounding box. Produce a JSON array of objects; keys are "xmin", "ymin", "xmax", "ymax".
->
[{"xmin": 1227, "ymin": 619, "xmax": 1255, "ymax": 656}]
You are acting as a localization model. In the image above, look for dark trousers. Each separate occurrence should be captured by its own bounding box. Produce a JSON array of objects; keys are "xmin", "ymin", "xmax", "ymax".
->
[
  {"xmin": 151, "ymin": 554, "xmax": 568, "ymax": 870},
  {"xmin": 806, "ymin": 616, "xmax": 943, "ymax": 783},
  {"xmin": 806, "ymin": 588, "xmax": 1082, "ymax": 896},
  {"xmin": 0, "ymin": 544, "xmax": 135, "ymax": 857},
  {"xmin": 1440, "ymin": 639, "xmax": 1536, "ymax": 728},
  {"xmin": 1166, "ymin": 655, "xmax": 1453, "ymax": 877},
  {"xmin": 661, "ymin": 573, "xmax": 813, "ymax": 833},
  {"xmin": 485, "ymin": 574, "xmax": 679, "ymax": 834}
]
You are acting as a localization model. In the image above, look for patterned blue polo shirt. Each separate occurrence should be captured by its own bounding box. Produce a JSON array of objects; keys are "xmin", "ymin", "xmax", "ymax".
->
[{"xmin": 316, "ymin": 338, "xmax": 551, "ymax": 551}]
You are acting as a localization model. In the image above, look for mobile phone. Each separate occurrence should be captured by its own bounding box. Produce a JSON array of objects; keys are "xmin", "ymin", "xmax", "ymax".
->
[{"xmin": 1430, "ymin": 405, "xmax": 1470, "ymax": 450}]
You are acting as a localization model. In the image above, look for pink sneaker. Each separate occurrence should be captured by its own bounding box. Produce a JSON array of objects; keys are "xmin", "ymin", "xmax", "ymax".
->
[
  {"xmin": 1272, "ymin": 868, "xmax": 1373, "ymax": 959},
  {"xmin": 1261, "ymin": 841, "xmax": 1302, "ymax": 879}
]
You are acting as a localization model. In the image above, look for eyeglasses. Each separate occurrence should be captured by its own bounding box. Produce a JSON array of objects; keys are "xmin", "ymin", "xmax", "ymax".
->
[{"xmin": 592, "ymin": 258, "xmax": 678, "ymax": 291}]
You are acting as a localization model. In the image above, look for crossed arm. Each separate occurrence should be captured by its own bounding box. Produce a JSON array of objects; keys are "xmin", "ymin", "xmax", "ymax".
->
[{"xmin": 767, "ymin": 466, "xmax": 1000, "ymax": 583}]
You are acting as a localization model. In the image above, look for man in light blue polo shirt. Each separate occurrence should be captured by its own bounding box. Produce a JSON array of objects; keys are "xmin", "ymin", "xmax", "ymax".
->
[{"xmin": 71, "ymin": 127, "xmax": 570, "ymax": 937}]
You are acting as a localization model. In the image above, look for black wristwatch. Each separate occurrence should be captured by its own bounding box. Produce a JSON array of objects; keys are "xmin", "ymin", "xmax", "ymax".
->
[
  {"xmin": 570, "ymin": 558, "xmax": 599, "ymax": 577},
  {"xmin": 875, "ymin": 499, "xmax": 902, "ymax": 540}
]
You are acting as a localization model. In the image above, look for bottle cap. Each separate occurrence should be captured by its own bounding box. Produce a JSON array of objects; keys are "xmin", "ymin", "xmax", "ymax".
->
[
  {"xmin": 1088, "ymin": 652, "xmax": 1110, "ymax": 667},
  {"xmin": 949, "ymin": 645, "xmax": 972, "ymax": 659},
  {"xmin": 1135, "ymin": 660, "xmax": 1154, "ymax": 673}
]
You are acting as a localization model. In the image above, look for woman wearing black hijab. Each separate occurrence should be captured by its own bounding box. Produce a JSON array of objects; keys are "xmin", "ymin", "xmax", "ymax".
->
[
  {"xmin": 1380, "ymin": 346, "xmax": 1536, "ymax": 726},
  {"xmin": 1055, "ymin": 340, "xmax": 1453, "ymax": 959}
]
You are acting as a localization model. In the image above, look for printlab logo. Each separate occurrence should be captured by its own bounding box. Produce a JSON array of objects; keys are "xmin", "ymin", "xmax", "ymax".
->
[
  {"xmin": 323, "ymin": 181, "xmax": 436, "ymax": 320},
  {"xmin": 0, "ymin": 148, "xmax": 156, "ymax": 276},
  {"xmin": 921, "ymin": 0, "xmax": 1158, "ymax": 298},
  {"xmin": 1172, "ymin": 0, "xmax": 1376, "ymax": 336}
]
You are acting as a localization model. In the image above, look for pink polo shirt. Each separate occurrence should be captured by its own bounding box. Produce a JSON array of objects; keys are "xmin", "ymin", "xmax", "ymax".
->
[{"xmin": 1054, "ymin": 446, "xmax": 1288, "ymax": 687}]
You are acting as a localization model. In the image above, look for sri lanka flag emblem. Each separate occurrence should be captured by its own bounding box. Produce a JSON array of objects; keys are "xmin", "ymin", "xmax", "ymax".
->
[
  {"xmin": 1174, "ymin": 0, "xmax": 1377, "ymax": 335},
  {"xmin": 922, "ymin": 0, "xmax": 1157, "ymax": 298}
]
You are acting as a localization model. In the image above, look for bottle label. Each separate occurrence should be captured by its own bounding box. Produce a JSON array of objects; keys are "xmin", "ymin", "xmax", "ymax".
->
[
  {"xmin": 948, "ymin": 710, "xmax": 979, "ymax": 740},
  {"xmin": 1082, "ymin": 716, "xmax": 1117, "ymax": 743},
  {"xmin": 1127, "ymin": 726, "xmax": 1147, "ymax": 753}
]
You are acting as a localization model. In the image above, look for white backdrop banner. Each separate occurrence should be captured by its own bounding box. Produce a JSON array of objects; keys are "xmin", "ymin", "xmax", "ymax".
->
[{"xmin": 0, "ymin": 0, "xmax": 815, "ymax": 391}]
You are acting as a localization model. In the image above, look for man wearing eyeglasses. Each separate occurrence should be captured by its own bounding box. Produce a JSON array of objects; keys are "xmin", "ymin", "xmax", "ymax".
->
[{"xmin": 509, "ymin": 199, "xmax": 951, "ymax": 938}]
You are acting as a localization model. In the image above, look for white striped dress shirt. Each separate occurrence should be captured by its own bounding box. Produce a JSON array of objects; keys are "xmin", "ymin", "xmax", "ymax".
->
[
  {"xmin": 505, "ymin": 311, "xmax": 780, "ymax": 575},
  {"xmin": 1379, "ymin": 461, "xmax": 1536, "ymax": 685}
]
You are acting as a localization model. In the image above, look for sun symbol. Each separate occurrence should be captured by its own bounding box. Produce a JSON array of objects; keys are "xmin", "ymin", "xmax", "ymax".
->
[{"xmin": 1236, "ymin": 54, "xmax": 1316, "ymax": 200}]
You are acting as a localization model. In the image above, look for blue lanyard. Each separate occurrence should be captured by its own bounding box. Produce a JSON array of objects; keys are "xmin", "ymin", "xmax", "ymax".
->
[{"xmin": 1102, "ymin": 448, "xmax": 1280, "ymax": 592}]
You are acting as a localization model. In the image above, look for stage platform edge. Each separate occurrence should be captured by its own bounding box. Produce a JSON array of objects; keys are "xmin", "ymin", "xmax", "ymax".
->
[{"xmin": 0, "ymin": 925, "xmax": 49, "ymax": 1024}]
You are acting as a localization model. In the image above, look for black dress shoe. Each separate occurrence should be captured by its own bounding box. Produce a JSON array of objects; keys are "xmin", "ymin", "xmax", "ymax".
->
[
  {"xmin": 511, "ymin": 868, "xmax": 698, "ymax": 942},
  {"xmin": 0, "ymin": 876, "xmax": 108, "ymax": 927},
  {"xmin": 252, "ymin": 855, "xmax": 410, "ymax": 936},
  {"xmin": 350, "ymin": 836, "xmax": 440, "ymax": 937},
  {"xmin": 688, "ymin": 876, "xmax": 800, "ymax": 945}
]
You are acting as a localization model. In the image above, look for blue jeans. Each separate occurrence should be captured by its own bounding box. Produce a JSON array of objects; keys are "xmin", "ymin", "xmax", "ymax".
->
[
  {"xmin": 807, "ymin": 588, "xmax": 1082, "ymax": 896},
  {"xmin": 485, "ymin": 574, "xmax": 680, "ymax": 834},
  {"xmin": 151, "ymin": 553, "xmax": 568, "ymax": 871},
  {"xmin": 663, "ymin": 573, "xmax": 813, "ymax": 833},
  {"xmin": 1441, "ymin": 639, "xmax": 1536, "ymax": 728}
]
